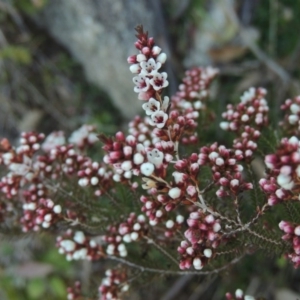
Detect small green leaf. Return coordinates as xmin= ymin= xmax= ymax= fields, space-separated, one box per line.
xmin=27 ymin=278 xmax=45 ymax=299
xmin=49 ymin=277 xmax=66 ymax=298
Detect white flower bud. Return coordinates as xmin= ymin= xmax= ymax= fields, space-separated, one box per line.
xmin=74 ymin=231 xmax=85 ymax=244
xmin=156 ymin=52 xmax=167 ymax=64
xmin=235 ymin=289 xmax=244 ymax=298
xmin=136 ymin=54 xmax=147 ymax=62
xmin=294 ymin=226 xmax=300 ymax=236
xmin=152 ymin=46 xmax=161 ymax=55
xmin=129 ymin=63 xmax=140 ymax=73
xmin=131 ymin=232 xmax=139 ymax=241
xmin=133 ymin=223 xmax=141 ymax=231
xmin=78 ymin=178 xmax=89 ymax=187
xmin=113 ymin=174 xmax=121 ymax=182
xmin=90 ymin=177 xmax=99 ymax=185
xmin=133 ymin=153 xmax=144 ymax=165
xmin=166 ymin=220 xmax=174 ymax=229
xmin=241 ymin=114 xmax=249 ymax=122
xmin=288 ymin=115 xmax=299 ymax=125
xmin=290 ymin=103 xmax=300 ymax=114
xmin=203 ymin=248 xmax=212 ymax=258
xmin=53 ymin=205 xmax=62 ymax=214
xmin=176 ymin=215 xmax=184 ymax=224
xmin=193 ymin=258 xmax=203 ymax=270
xmin=168 ymin=187 xmax=181 ymax=199
xmin=220 ymin=122 xmax=229 ymax=130
xmin=121 ymin=161 xmax=132 ymax=171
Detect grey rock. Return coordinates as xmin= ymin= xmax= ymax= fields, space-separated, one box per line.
xmin=34 ymin=0 xmax=158 ymax=119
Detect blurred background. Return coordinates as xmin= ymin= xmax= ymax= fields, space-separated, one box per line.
xmin=1 ymin=0 xmax=300 ymax=299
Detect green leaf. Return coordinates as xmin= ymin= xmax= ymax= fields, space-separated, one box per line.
xmin=0 ymin=46 xmax=32 ymax=65
xmin=49 ymin=277 xmax=66 ymax=298
xmin=26 ymin=278 xmax=45 ymax=299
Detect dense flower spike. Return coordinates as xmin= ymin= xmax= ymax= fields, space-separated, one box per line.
xmin=128 ymin=25 xmax=169 ymax=129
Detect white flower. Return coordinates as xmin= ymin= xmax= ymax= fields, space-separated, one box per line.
xmin=142 ymin=98 xmax=161 ymax=115
xmin=140 ymin=58 xmax=162 ymax=75
xmin=140 ymin=162 xmax=155 ymax=176
xmin=240 ymin=87 xmax=255 ymax=103
xmin=68 ymin=125 xmax=98 ymax=147
xmin=42 ymin=131 xmax=65 ymax=152
xmin=133 ymin=75 xmax=150 ymax=93
xmin=9 ymin=155 xmax=32 ymax=177
xmin=149 ymin=71 xmax=169 ymax=91
xmin=148 ymin=110 xmax=168 ymax=128
xmin=172 ymin=171 xmax=186 ymax=184
xmin=61 ymin=240 xmax=76 ymax=252
xmin=147 ymin=149 xmax=164 ymax=167
xmin=141 ymin=177 xmax=156 ymax=189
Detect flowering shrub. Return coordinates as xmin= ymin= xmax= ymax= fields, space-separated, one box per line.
xmin=1 ymin=25 xmax=300 ymax=299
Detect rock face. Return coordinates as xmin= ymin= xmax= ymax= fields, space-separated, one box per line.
xmin=35 ymin=0 xmax=158 ymax=119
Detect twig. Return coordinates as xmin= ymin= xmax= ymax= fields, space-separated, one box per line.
xmin=145 ymin=236 xmax=178 ymax=266
xmin=108 ymin=254 xmax=245 ymax=275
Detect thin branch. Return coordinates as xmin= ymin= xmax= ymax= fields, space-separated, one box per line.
xmin=145 ymin=236 xmax=178 ymax=266
xmin=108 ymin=254 xmax=245 ymax=275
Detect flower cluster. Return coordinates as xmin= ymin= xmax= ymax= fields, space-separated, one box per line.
xmin=279 ymin=221 xmax=300 ymax=268
xmin=280 ymin=95 xmax=300 ymax=135
xmin=170 ymin=66 xmax=218 ymax=144
xmin=57 ymin=229 xmax=104 ymax=261
xmin=98 ymin=269 xmax=129 ymax=300
xmin=178 ymin=210 xmax=221 ymax=270
xmin=199 ymin=143 xmax=253 ymax=197
xmin=22 ymin=185 xmax=62 ymax=231
xmin=220 ymin=87 xmax=268 ymax=161
xmin=226 ymin=289 xmax=255 ymax=300
xmin=103 ymin=213 xmax=147 ymax=257
xmin=259 ymin=136 xmax=300 ymax=205
xmin=172 ymin=66 xmax=218 ymax=112
xmin=67 ymin=281 xmax=83 ymax=300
